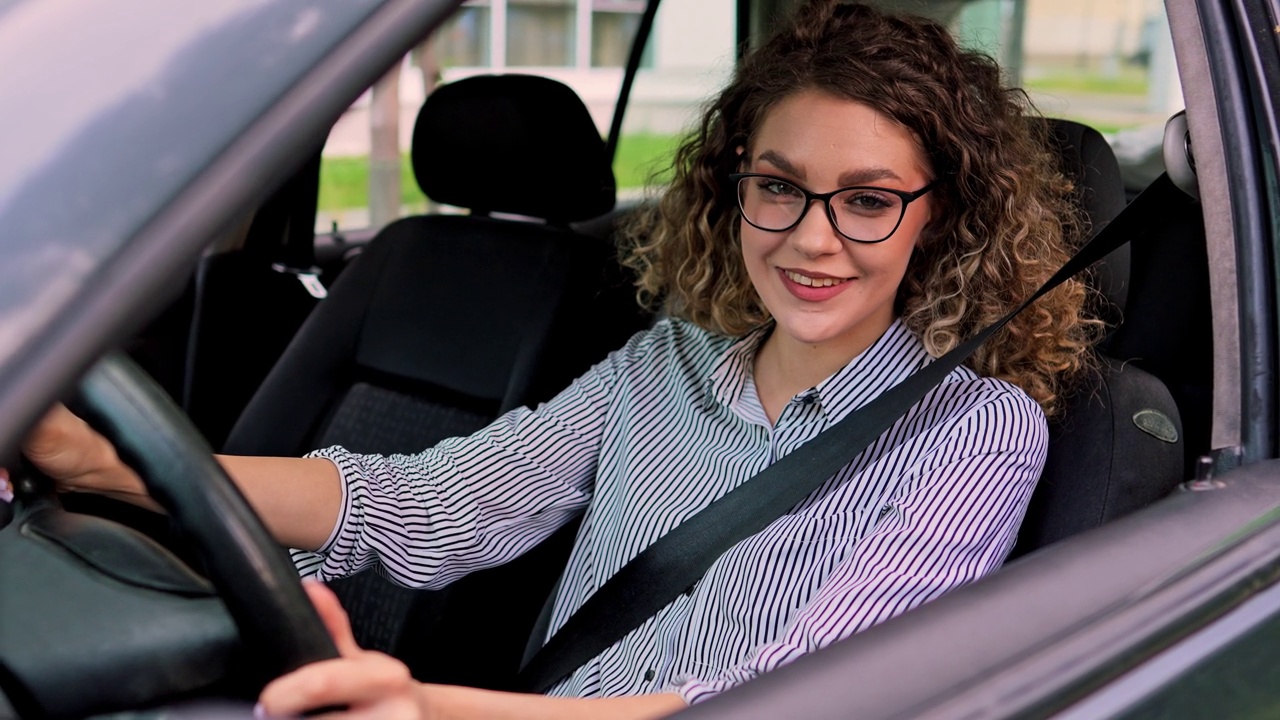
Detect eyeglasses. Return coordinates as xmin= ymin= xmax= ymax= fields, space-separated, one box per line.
xmin=730 ymin=172 xmax=937 ymax=244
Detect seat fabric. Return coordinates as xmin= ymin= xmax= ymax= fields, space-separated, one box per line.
xmin=1010 ymin=120 xmax=1189 ymax=560
xmin=224 ymin=75 xmax=649 ymax=688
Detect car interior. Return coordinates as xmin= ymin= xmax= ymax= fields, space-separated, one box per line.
xmin=119 ymin=76 xmax=1210 ymax=686
xmin=0 ymin=0 xmax=1231 ymax=716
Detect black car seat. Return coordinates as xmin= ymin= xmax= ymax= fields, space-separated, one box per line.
xmin=1009 ymin=119 xmax=1189 ymax=558
xmin=184 ymin=152 xmax=328 ymax=449
xmin=222 ymin=74 xmax=650 ymax=687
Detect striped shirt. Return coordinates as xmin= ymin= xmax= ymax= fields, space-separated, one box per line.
xmin=294 ymin=317 xmax=1047 ymax=704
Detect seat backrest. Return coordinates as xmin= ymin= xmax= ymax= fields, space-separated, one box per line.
xmin=1010 ymin=119 xmax=1187 ymax=559
xmin=225 ymin=74 xmax=644 ymax=456
xmin=1046 ymin=118 xmax=1129 ymax=330
xmin=224 ymin=75 xmax=650 ymax=687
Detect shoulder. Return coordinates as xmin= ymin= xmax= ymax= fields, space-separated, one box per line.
xmin=926 ymin=366 xmax=1049 ymax=454
xmin=610 ymin=317 xmax=737 ymax=373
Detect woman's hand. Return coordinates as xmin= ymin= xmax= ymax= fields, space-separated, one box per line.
xmin=258 ymin=583 xmax=687 ymax=720
xmin=3 ymin=404 xmax=343 ymax=549
xmin=3 ymin=404 xmax=154 ymax=509
xmin=258 ymin=581 xmax=428 ymax=719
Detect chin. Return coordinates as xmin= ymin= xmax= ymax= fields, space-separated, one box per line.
xmin=774 ymin=321 xmax=849 ymax=348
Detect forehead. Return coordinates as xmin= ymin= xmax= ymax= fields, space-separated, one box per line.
xmin=749 ymin=90 xmax=930 ymax=179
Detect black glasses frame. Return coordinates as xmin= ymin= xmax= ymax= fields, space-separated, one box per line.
xmin=729 ymin=172 xmax=938 ymax=244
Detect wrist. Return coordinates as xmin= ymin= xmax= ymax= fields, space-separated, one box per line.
xmin=86 ymin=441 xmax=136 ymax=491
xmin=416 ymin=683 xmax=446 ymax=720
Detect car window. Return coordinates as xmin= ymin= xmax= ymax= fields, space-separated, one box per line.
xmin=955 ymin=0 xmax=1180 ymax=191
xmin=315 ymin=0 xmax=736 ymax=235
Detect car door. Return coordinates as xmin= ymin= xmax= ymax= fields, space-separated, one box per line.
xmin=673 ymin=0 xmax=1280 ymax=715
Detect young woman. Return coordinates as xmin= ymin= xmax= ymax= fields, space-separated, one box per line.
xmin=6 ymin=1 xmax=1097 ymax=717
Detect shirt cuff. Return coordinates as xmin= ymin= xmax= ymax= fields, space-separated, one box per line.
xmin=288 ymin=446 xmax=359 ymax=580
xmin=671 ymin=676 xmax=733 ymax=705
xmin=306 ymin=450 xmax=348 ymax=554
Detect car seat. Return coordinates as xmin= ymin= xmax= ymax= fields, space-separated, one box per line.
xmin=222 ymin=74 xmax=650 ymax=687
xmin=1009 ymin=119 xmax=1191 ymax=558
xmin=184 ymin=152 xmax=328 ymax=449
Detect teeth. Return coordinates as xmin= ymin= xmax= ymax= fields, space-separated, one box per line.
xmin=785 ymin=270 xmax=849 ymax=288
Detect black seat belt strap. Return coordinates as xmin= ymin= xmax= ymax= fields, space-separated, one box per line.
xmin=518 ymin=174 xmax=1184 ymax=694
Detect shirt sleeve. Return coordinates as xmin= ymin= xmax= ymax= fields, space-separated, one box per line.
xmin=672 ymin=390 xmax=1047 ymax=704
xmin=289 ymin=341 xmax=631 ymax=591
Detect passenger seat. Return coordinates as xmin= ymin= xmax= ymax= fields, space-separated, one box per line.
xmin=223 ymin=74 xmax=651 ymax=687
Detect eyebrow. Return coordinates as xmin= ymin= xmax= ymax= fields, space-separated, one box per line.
xmin=755 ymin=149 xmax=905 ymax=187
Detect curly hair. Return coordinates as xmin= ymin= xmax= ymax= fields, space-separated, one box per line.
xmin=620 ymin=0 xmax=1101 ymax=416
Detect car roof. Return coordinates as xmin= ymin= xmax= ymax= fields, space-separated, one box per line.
xmin=0 ymin=0 xmax=458 ymax=453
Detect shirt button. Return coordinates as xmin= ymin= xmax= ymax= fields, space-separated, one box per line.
xmin=644 ymin=668 xmax=656 ymax=682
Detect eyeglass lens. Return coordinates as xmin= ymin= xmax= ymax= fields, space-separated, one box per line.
xmin=737 ymin=176 xmax=906 ymax=243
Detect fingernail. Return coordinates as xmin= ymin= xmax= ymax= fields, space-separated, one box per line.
xmin=0 ymin=481 xmax=12 ymax=504
xmin=253 ymin=703 xmax=268 ymax=720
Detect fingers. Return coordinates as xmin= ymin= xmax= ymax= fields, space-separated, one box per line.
xmin=0 ymin=467 xmax=11 ymax=503
xmin=258 ymin=583 xmax=423 ymax=719
xmin=303 ymin=580 xmax=361 ymax=657
xmin=22 ymin=404 xmax=107 ymax=487
xmin=18 ymin=404 xmax=152 ymax=504
xmin=24 ymin=404 xmax=86 ymax=458
xmin=258 ymin=651 xmax=414 ymax=718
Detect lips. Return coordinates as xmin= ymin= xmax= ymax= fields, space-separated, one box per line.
xmin=783 ymin=269 xmax=850 ymax=288
xmin=777 ymin=268 xmax=854 ymax=301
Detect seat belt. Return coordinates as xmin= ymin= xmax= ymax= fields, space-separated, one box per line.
xmin=518 ymin=174 xmax=1186 ymax=694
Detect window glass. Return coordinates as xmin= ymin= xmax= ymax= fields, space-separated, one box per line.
xmin=437 ymin=2 xmax=491 ymax=68
xmin=507 ymin=0 xmax=577 ymax=67
xmin=950 ymin=0 xmax=1179 ymax=191
xmin=1019 ymin=0 xmax=1178 ymax=133
xmin=612 ymin=0 xmax=736 ymax=199
xmin=316 ymin=0 xmax=739 ymax=234
xmin=592 ymin=0 xmax=646 ymax=67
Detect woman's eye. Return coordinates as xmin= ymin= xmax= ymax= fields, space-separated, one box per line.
xmin=757 ymin=179 xmax=801 ymax=198
xmin=843 ymin=191 xmax=895 ymax=213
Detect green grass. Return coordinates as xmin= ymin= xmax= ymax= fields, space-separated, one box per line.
xmin=1068 ymin=120 xmax=1135 ymax=135
xmin=317 ymin=154 xmax=426 ymax=213
xmin=1024 ymin=72 xmax=1149 ymax=96
xmin=318 ymin=132 xmax=683 ymax=212
xmin=613 ymin=132 xmax=683 ymax=189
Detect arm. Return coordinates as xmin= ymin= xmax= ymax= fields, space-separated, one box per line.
xmin=293 ymin=358 xmax=615 ymax=588
xmin=24 ymin=333 xmax=629 ymax=583
xmin=416 ymin=686 xmax=685 ymax=720
xmin=20 ymin=404 xmax=345 ymax=550
xmin=675 ymin=392 xmax=1046 ymax=704
xmin=258 ymin=582 xmax=687 ymax=720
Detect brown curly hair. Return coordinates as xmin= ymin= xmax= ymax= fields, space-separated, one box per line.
xmin=620 ymin=0 xmax=1100 ymax=416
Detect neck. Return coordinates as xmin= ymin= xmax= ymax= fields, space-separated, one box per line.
xmin=752 ymin=317 xmax=896 ymax=424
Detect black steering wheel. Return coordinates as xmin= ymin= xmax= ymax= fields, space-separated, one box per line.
xmin=0 ymin=353 xmax=337 ymax=717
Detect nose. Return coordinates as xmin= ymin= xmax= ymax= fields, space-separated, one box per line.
xmin=788 ymin=198 xmax=845 ymax=257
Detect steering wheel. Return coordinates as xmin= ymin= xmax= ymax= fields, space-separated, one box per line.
xmin=0 ymin=353 xmax=338 ymax=716
xmin=72 ymin=352 xmax=340 ymax=665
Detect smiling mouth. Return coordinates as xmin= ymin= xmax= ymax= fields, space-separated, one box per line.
xmin=783 ymin=270 xmax=852 ymax=288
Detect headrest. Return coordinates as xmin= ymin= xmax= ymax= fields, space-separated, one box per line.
xmin=1045 ymin=118 xmax=1129 ymax=320
xmin=411 ymin=75 xmax=616 ymax=223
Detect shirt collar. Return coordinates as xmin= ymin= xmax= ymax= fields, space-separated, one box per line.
xmin=814 ymin=319 xmax=932 ymax=423
xmin=705 ymin=319 xmax=932 ymax=424
xmin=705 ymin=322 xmax=772 ymax=411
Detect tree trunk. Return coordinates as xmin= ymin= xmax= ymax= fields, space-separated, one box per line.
xmin=369 ymin=60 xmax=402 ymax=229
